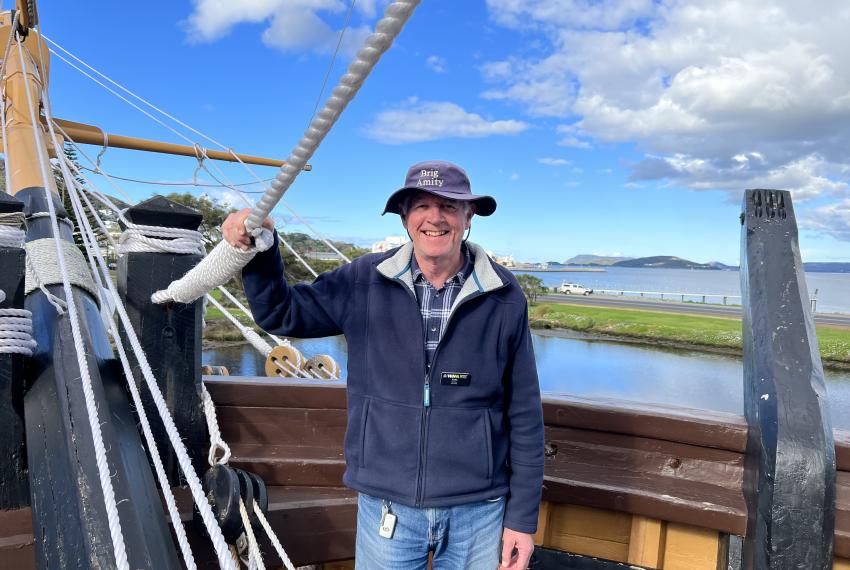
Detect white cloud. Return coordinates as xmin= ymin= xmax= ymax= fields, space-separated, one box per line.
xmin=537 ymin=158 xmax=570 ymax=166
xmin=364 ymin=100 xmax=529 ymax=144
xmin=799 ymin=199 xmax=850 ymax=241
xmin=184 ymin=0 xmax=378 ymax=56
xmin=510 ymin=172 xmax=520 ymax=181
xmin=426 ymin=55 xmax=447 ymax=73
xmin=483 ymin=0 xmax=850 ymax=226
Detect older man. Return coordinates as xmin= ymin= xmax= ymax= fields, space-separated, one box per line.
xmin=224 ymin=161 xmax=544 ymax=569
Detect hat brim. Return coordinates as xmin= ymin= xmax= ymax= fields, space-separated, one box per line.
xmin=382 ymin=187 xmax=497 ymax=217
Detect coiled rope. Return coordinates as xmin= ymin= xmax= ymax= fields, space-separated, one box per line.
xmin=152 ymin=0 xmax=420 ymax=304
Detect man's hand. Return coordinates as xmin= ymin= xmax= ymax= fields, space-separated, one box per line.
xmin=500 ymin=528 xmax=534 ymax=569
xmin=222 ymin=208 xmax=274 ymax=251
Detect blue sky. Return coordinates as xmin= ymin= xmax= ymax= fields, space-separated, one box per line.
xmin=36 ymin=0 xmax=850 ymax=265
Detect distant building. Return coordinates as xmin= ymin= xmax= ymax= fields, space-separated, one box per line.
xmin=493 ymin=254 xmax=514 ymax=267
xmin=371 ymin=235 xmax=409 ymax=253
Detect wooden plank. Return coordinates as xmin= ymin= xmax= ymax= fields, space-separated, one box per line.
xmin=322 ymin=560 xmax=355 ymax=569
xmin=834 ymin=557 xmax=850 ymax=570
xmin=837 ymin=430 xmax=850 ymax=471
xmin=547 ymin=505 xmax=631 ymax=562
xmin=205 ymin=377 xmax=347 ymax=409
xmin=542 ymin=396 xmax=747 ymax=453
xmin=663 ymin=522 xmax=718 ymax=570
xmin=837 ymin=470 xmax=850 ymax=558
xmin=542 ymin=427 xmax=746 ymax=535
xmin=533 ymin=501 xmax=552 ymax=546
xmin=628 ymin=515 xmax=664 ymax=568
xmin=216 ymin=406 xmax=347 ymax=447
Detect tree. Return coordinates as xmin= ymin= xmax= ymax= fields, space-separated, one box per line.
xmin=516 ymin=274 xmax=545 ymax=305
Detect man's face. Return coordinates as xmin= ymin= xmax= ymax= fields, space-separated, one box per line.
xmin=403 ymin=192 xmax=474 ymax=265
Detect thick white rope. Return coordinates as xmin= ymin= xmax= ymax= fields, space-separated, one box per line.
xmin=253 ymin=500 xmax=297 ymax=570
xmin=217 ymin=287 xmax=286 ymax=346
xmin=238 ymin=499 xmax=265 ymax=570
xmin=206 ymin=294 xmax=273 ymax=357
xmin=43 ymin=35 xmax=343 ymax=269
xmin=245 ymin=0 xmax=420 ymax=231
xmin=35 ymin=42 xmax=236 ymax=569
xmin=201 ymin=384 xmax=231 ymax=467
xmin=0 ymin=288 xmax=36 ymax=356
xmin=0 ymin=216 xmax=25 ymax=247
xmin=118 ymin=224 xmax=205 ymax=255
xmin=201 ymin=385 xmax=297 ymax=570
xmin=56 ymin=158 xmax=238 ymax=570
xmin=14 ymin=34 xmax=130 ymax=570
xmin=24 ymin=238 xmax=100 ymax=299
xmin=63 ymin=176 xmax=198 ymax=570
xmin=152 ymin=0 xmax=420 ymax=304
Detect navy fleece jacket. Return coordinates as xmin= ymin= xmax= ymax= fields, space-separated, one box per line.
xmin=241 ymin=237 xmax=545 ymax=533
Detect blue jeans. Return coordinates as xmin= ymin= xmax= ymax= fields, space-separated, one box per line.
xmin=355 ymin=493 xmax=505 ymax=570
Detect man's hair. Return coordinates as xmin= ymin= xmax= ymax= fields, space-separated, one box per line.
xmin=399 ymin=192 xmax=472 ymax=218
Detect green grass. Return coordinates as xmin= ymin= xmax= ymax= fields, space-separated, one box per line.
xmin=529 ymin=303 xmax=850 ymax=366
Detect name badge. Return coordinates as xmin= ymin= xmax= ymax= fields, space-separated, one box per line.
xmin=440 ymin=372 xmax=471 ymax=386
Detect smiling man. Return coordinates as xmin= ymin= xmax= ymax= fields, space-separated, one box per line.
xmin=226 ymin=160 xmax=544 ymax=570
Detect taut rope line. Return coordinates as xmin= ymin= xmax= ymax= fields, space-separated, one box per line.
xmin=37 ymin=30 xmax=236 ymax=568
xmin=152 ymin=0 xmax=421 ymax=304
xmin=14 ymin=32 xmax=130 ymax=569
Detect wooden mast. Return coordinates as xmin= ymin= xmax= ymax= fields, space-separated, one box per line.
xmin=1 ymin=4 xmax=184 ymax=568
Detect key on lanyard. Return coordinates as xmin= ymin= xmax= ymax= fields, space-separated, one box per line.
xmin=379 ymin=501 xmax=397 ymax=539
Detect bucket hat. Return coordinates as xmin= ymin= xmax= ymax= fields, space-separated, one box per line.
xmin=382 ymin=160 xmax=497 ymax=217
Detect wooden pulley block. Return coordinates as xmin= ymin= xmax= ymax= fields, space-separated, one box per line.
xmin=198 ymin=465 xmax=243 ymax=543
xmin=201 ymin=365 xmax=230 ymax=376
xmin=245 ymin=471 xmax=268 ymax=525
xmin=264 ymin=343 xmax=306 ymax=377
xmin=304 ymin=354 xmax=341 ymax=379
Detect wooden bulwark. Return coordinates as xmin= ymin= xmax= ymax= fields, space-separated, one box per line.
xmin=2 ymin=378 xmax=849 ymax=567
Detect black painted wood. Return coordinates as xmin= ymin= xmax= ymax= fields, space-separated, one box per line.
xmin=529 ymin=548 xmax=647 ymax=569
xmin=0 ymin=191 xmax=28 ymax=509
xmin=20 ymin=187 xmax=181 ymax=569
xmin=118 ymin=196 xmax=207 ymax=485
xmin=740 ymin=189 xmax=835 ymax=569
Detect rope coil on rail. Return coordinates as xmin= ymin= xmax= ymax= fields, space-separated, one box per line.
xmin=151 ymin=0 xmax=421 ymax=305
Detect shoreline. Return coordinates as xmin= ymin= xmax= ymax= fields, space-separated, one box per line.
xmin=531 ymin=324 xmax=850 ymax=372
xmin=203 ymin=324 xmax=850 ymax=372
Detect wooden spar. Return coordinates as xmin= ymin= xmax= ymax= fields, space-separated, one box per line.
xmin=51 ymin=117 xmax=312 ymax=169
xmin=2 ymin=6 xmax=182 ymax=568
xmin=740 ymin=189 xmax=836 ymax=568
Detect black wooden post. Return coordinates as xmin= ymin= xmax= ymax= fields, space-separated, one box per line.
xmin=0 ymin=191 xmax=28 ymax=509
xmin=117 ymin=195 xmax=208 ymax=485
xmin=740 ymin=189 xmax=835 ymax=568
xmin=19 ymin=187 xmax=181 ymax=568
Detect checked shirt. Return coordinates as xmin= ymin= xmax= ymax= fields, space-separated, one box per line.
xmin=410 ymin=244 xmax=474 ymax=371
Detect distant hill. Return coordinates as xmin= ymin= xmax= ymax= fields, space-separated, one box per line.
xmin=613 ymin=256 xmax=720 ymax=270
xmin=564 ymin=254 xmax=633 ymax=266
xmin=803 ymin=262 xmax=850 ymax=273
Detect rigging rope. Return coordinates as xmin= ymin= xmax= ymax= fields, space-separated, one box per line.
xmin=62 ymin=167 xmax=198 ymax=570
xmin=153 ymin=0 xmax=420 ymax=304
xmin=37 ymin=34 xmax=236 ymax=569
xmin=15 ymin=32 xmax=130 ymax=570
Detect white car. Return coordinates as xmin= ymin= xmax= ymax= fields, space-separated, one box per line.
xmin=557 ymin=282 xmax=593 ymax=295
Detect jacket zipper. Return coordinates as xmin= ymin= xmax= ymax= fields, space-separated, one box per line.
xmin=384 ymin=268 xmax=508 ymax=507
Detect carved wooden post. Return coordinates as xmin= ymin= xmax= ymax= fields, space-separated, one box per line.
xmin=740 ymin=189 xmax=835 ymax=568
xmin=117 ymin=195 xmax=207 ymax=485
xmin=0 ymin=191 xmax=28 ymax=509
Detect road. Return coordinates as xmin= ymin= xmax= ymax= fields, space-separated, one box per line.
xmin=539 ymin=293 xmax=850 ymax=328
